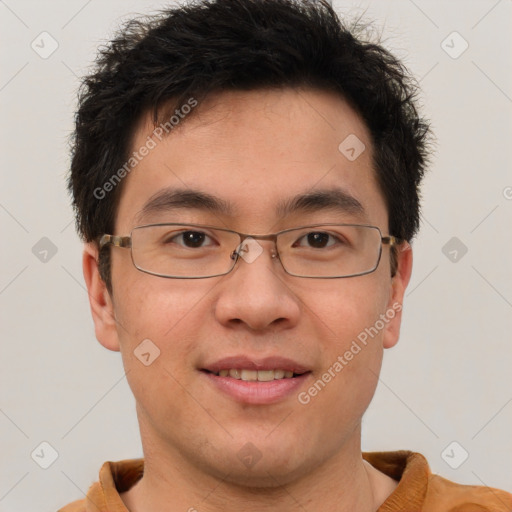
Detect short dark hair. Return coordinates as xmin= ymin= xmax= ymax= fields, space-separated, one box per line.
xmin=68 ymin=0 xmax=430 ymax=288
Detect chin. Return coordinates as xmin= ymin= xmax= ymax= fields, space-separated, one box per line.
xmin=208 ymin=456 xmax=313 ymax=489
xmin=192 ymin=437 xmax=323 ymax=489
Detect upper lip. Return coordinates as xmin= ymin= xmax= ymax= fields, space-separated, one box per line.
xmin=202 ymin=355 xmax=310 ymax=374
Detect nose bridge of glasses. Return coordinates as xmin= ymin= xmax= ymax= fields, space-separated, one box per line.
xmin=231 ymin=233 xmax=279 ymax=261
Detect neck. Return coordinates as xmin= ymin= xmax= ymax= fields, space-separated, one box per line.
xmin=121 ymin=421 xmax=397 ymax=512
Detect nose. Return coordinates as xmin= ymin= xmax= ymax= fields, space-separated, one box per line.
xmin=214 ymin=239 xmax=301 ymax=332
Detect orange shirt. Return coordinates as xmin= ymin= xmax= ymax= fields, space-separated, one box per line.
xmin=59 ymin=451 xmax=512 ymax=512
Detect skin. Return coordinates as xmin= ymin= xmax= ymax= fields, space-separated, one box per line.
xmin=83 ymin=88 xmax=412 ymax=512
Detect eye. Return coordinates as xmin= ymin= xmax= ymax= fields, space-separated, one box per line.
xmin=168 ymin=230 xmax=215 ymax=248
xmin=294 ymin=231 xmax=341 ymax=249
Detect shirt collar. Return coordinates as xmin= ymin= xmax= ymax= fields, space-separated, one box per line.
xmin=84 ymin=451 xmax=427 ymax=511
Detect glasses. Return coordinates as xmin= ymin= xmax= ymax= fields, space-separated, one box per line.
xmin=99 ymin=223 xmax=401 ymax=279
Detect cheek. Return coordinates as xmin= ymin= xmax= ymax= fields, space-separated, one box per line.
xmin=319 ymin=288 xmax=386 ymax=390
xmin=295 ymin=276 xmax=390 ymax=424
xmin=113 ymin=267 xmax=211 ymax=340
xmin=301 ymin=274 xmax=391 ymax=352
xmin=111 ymin=274 xmax=209 ymax=388
xmin=111 ymin=277 xmax=214 ymax=433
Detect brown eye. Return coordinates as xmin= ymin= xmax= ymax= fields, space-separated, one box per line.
xmin=181 ymin=231 xmax=207 ymax=247
xmin=165 ymin=231 xmax=213 ymax=248
xmin=294 ymin=231 xmax=338 ymax=249
xmin=306 ymin=232 xmax=330 ymax=248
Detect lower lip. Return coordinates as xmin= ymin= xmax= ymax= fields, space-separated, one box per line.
xmin=201 ymin=371 xmax=311 ymax=405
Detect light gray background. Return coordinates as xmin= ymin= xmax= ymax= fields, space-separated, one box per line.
xmin=1 ymin=0 xmax=511 ymax=510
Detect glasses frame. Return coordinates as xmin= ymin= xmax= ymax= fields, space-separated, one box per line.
xmin=99 ymin=223 xmax=402 ymax=279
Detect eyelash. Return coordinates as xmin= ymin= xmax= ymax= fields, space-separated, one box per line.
xmin=166 ymin=230 xmax=345 ymax=249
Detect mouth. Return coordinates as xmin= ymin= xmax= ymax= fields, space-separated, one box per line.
xmin=201 ymin=368 xmax=307 ymax=381
xmin=200 ymin=356 xmax=312 ymax=404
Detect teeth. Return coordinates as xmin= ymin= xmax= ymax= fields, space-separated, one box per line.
xmin=215 ymin=369 xmax=298 ymax=380
xmin=229 ymin=369 xmax=241 ymax=379
xmin=257 ymin=370 xmax=275 ymax=382
xmin=241 ymin=369 xmax=258 ymax=381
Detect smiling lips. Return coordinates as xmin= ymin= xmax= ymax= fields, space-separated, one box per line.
xmin=214 ymin=368 xmax=296 ymax=381
xmin=201 ymin=356 xmax=311 ymax=404
xmin=202 ymin=355 xmax=309 ymax=378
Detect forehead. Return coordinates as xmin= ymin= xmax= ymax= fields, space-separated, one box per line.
xmin=115 ymin=88 xmax=388 ymax=232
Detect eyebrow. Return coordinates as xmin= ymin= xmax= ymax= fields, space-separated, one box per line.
xmin=276 ymin=187 xmax=366 ymax=219
xmin=135 ymin=186 xmax=365 ymax=224
xmin=135 ymin=187 xmax=233 ymax=224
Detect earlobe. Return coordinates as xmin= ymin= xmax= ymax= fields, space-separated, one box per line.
xmin=382 ymin=242 xmax=413 ymax=349
xmin=82 ymin=243 xmax=121 ymax=352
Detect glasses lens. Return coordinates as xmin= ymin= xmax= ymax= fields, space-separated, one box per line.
xmin=277 ymin=225 xmax=382 ymax=278
xmin=131 ymin=224 xmax=239 ymax=278
xmin=129 ymin=224 xmax=383 ymax=278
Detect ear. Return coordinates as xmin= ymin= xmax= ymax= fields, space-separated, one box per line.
xmin=382 ymin=242 xmax=413 ymax=349
xmin=82 ymin=243 xmax=120 ymax=352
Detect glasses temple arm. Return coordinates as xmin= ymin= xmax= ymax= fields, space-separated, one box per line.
xmin=381 ymin=236 xmax=404 ymax=247
xmin=99 ymin=234 xmax=132 ymax=249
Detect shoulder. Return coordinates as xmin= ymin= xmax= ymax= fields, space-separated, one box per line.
xmin=57 ymin=498 xmax=86 ymax=512
xmin=425 ymin=472 xmax=512 ymax=512
xmin=364 ymin=450 xmax=512 ymax=512
xmin=57 ymin=458 xmax=143 ymax=511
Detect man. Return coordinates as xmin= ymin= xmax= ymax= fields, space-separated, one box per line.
xmin=60 ymin=0 xmax=512 ymax=510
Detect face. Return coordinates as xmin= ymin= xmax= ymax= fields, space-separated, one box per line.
xmin=84 ymin=88 xmax=412 ymax=486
